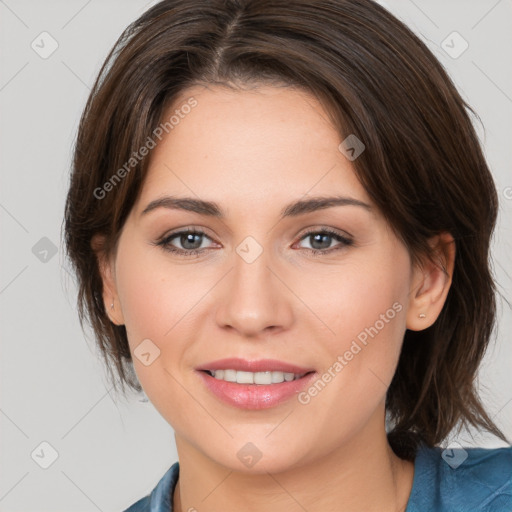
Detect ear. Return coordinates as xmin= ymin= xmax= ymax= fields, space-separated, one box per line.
xmin=406 ymin=232 xmax=456 ymax=331
xmin=91 ymin=234 xmax=125 ymax=326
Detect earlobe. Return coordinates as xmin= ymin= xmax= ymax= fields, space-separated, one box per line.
xmin=406 ymin=233 xmax=456 ymax=331
xmin=91 ymin=234 xmax=125 ymax=326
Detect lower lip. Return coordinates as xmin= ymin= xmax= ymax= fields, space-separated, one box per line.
xmin=196 ymin=370 xmax=318 ymax=410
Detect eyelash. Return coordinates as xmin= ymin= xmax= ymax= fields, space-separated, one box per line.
xmin=154 ymin=227 xmax=354 ymax=257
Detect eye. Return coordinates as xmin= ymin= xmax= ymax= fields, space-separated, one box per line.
xmin=155 ymin=228 xmax=214 ymax=256
xmin=295 ymin=228 xmax=353 ymax=255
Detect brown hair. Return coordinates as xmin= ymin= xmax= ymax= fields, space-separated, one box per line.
xmin=63 ymin=0 xmax=509 ymax=459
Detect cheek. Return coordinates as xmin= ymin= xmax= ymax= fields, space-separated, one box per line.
xmin=309 ymin=251 xmax=409 ymax=396
xmin=115 ymin=240 xmax=188 ymax=343
xmin=287 ymin=271 xmax=408 ymax=449
xmin=113 ymin=242 xmax=182 ymax=389
xmin=114 ymin=241 xmax=209 ymax=397
xmin=305 ymin=250 xmax=408 ymax=346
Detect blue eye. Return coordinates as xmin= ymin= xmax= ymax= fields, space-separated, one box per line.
xmin=156 ymin=228 xmax=212 ymax=256
xmin=296 ymin=228 xmax=353 ymax=255
xmin=154 ymin=227 xmax=353 ymax=257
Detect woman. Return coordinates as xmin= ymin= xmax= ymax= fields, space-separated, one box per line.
xmin=63 ymin=0 xmax=511 ymax=510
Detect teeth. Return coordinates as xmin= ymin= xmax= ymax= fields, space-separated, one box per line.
xmin=208 ymin=369 xmax=307 ymax=384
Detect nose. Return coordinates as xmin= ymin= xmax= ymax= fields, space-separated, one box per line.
xmin=214 ymin=241 xmax=294 ymax=338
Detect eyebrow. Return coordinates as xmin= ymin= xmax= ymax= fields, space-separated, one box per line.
xmin=140 ymin=195 xmax=372 ymax=219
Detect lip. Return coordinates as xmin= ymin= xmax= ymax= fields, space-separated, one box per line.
xmin=196 ymin=358 xmax=315 ymax=374
xmin=196 ymin=368 xmax=318 ymax=410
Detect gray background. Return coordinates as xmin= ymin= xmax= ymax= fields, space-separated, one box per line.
xmin=0 ymin=0 xmax=511 ymax=510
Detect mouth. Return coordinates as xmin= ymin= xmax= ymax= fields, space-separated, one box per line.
xmin=195 ymin=359 xmax=318 ymax=410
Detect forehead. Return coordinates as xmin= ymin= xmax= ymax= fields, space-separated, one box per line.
xmin=133 ymin=84 xmax=371 ymax=217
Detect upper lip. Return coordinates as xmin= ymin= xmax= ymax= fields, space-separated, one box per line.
xmin=197 ymin=358 xmax=315 ymax=374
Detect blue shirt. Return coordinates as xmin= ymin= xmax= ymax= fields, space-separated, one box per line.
xmin=123 ymin=444 xmax=512 ymax=511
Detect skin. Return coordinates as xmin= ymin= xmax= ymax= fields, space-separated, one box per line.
xmin=94 ymin=84 xmax=455 ymax=512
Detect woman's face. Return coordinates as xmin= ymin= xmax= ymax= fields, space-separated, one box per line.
xmin=103 ymin=84 xmax=424 ymax=473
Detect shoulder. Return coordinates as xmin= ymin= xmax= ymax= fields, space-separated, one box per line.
xmin=122 ymin=462 xmax=179 ymax=512
xmin=406 ymin=443 xmax=512 ymax=512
